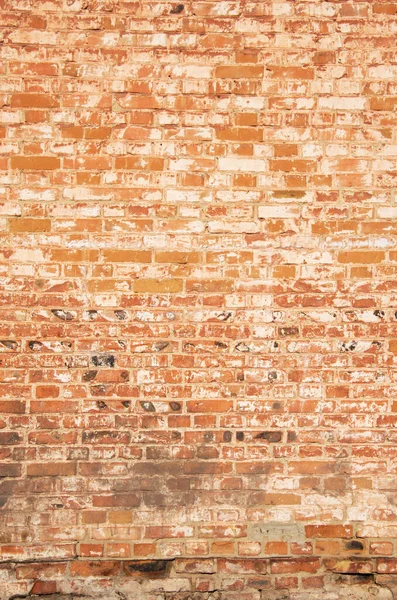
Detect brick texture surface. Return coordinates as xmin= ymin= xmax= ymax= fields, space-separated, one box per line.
xmin=2 ymin=0 xmax=397 ymax=598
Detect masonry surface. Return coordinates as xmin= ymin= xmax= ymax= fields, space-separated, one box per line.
xmin=1 ymin=0 xmax=397 ymax=598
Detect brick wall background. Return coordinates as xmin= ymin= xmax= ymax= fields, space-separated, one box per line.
xmin=2 ymin=0 xmax=397 ymax=598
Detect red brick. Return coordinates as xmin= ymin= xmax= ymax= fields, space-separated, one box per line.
xmin=16 ymin=562 xmax=67 ymax=579
xmin=69 ymin=561 xmax=120 ymax=577
xmin=0 ymin=464 xmax=21 ymax=477
xmin=305 ymin=525 xmax=353 ymax=539
xmin=377 ymin=559 xmax=397 ymax=574
xmin=78 ymin=544 xmax=103 ymax=558
xmin=27 ymin=463 xmax=76 ymax=477
xmin=36 ymin=385 xmax=59 ymax=399
xmin=270 ymin=559 xmax=321 ymax=574
xmin=31 ymin=581 xmax=57 ymax=595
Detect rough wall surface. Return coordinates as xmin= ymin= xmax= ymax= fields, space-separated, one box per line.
xmin=2 ymin=0 xmax=397 ymax=598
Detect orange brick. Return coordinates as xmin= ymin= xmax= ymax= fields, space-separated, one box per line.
xmin=215 ymin=66 xmax=264 ymax=78
xmin=155 ymin=251 xmax=200 ymax=264
xmin=305 ymin=525 xmax=353 ymax=539
xmin=272 ymin=266 xmax=296 ymax=279
xmin=216 ymin=128 xmax=263 ymax=142
xmin=108 ymin=511 xmax=132 ymax=524
xmin=350 ymin=266 xmax=372 ymax=278
xmin=338 ymin=251 xmax=385 ymax=264
xmin=115 ymin=157 xmax=164 ymax=170
xmin=36 ymin=385 xmax=59 ymax=398
xmin=388 ymin=340 xmax=397 ymax=353
xmin=133 ymin=543 xmax=156 ymax=557
xmin=80 ymin=544 xmax=104 ymax=557
xmin=11 ymin=156 xmax=60 ymax=170
xmin=61 ymin=126 xmax=111 ymax=139
xmin=103 ymin=250 xmax=152 ymax=263
xmin=266 ymin=542 xmax=288 ymax=555
xmin=233 ymin=174 xmax=257 ymax=187
xmin=134 ymin=279 xmax=183 ymax=293
xmin=9 ymin=218 xmax=51 ymax=232
xmin=263 ymin=494 xmax=301 ymax=505
xmin=270 ymin=559 xmax=320 ymax=574
xmin=235 ymin=113 xmax=258 ymax=126
xmin=370 ymin=97 xmax=397 ymax=111
xmin=373 ymin=3 xmax=397 ymax=14
xmin=9 ymin=62 xmax=58 ymax=76
xmin=69 ymin=561 xmax=120 ymax=577
xmin=269 ymin=160 xmax=316 ymax=173
xmin=235 ymin=51 xmax=259 ymax=64
xmin=107 ymin=543 xmax=131 ymax=558
xmin=274 ymin=144 xmax=298 ymax=157
xmin=11 ymin=93 xmax=59 ymax=108
xmin=211 ymin=541 xmax=235 ymax=555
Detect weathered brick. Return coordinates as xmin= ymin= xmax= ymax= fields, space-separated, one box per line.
xmin=134 ymin=279 xmax=183 ymax=293
xmin=69 ymin=561 xmax=120 ymax=577
xmin=338 ymin=251 xmax=385 ymax=264
xmin=270 ymin=559 xmax=321 ymax=574
xmin=0 ymin=464 xmax=21 ymax=477
xmin=48 ymin=249 xmax=99 ymax=262
xmin=2 ymin=2 xmax=397 ymax=596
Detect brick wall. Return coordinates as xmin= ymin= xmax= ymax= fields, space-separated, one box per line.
xmin=1 ymin=1 xmax=397 ymax=599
